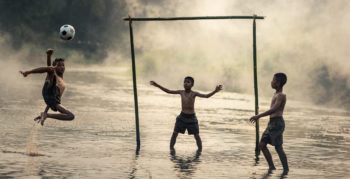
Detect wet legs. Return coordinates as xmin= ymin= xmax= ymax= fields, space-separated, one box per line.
xmin=170 ymin=132 xmax=202 ymax=151
xmin=259 ymin=142 xmax=276 ymax=171
xmin=170 ymin=132 xmax=178 ymax=150
xmin=275 ymin=145 xmax=289 ymax=173
xmin=194 ymin=134 xmax=202 ymax=151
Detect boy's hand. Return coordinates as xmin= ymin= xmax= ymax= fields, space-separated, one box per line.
xmin=19 ymin=70 xmax=28 ymax=77
xmin=249 ymin=116 xmax=259 ymax=123
xmin=215 ymin=85 xmax=223 ymax=92
xmin=46 ymin=48 xmax=54 ymax=56
xmin=150 ymin=81 xmax=157 ymax=86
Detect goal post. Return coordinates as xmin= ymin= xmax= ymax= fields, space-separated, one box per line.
xmin=123 ymin=15 xmax=264 ymax=152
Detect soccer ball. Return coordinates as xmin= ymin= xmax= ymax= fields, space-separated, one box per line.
xmin=59 ymin=25 xmax=75 ymax=40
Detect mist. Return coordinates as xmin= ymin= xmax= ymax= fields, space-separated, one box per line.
xmin=119 ymin=0 xmax=350 ymax=108
xmin=0 ymin=0 xmax=349 ymax=108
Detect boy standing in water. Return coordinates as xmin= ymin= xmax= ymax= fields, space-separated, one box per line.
xmin=20 ymin=49 xmax=74 ymax=125
xmin=250 ymin=73 xmax=289 ymax=174
xmin=150 ymin=77 xmax=222 ymax=151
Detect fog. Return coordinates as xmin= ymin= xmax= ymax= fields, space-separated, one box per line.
xmin=119 ymin=0 xmax=350 ymax=107
xmin=0 ymin=0 xmax=349 ymax=108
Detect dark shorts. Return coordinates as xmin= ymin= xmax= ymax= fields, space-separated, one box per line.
xmin=261 ymin=116 xmax=285 ymax=146
xmin=174 ymin=112 xmax=199 ymax=135
xmin=42 ymin=77 xmax=61 ymax=111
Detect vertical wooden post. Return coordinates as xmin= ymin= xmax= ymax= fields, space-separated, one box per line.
xmin=128 ymin=19 xmax=141 ymax=150
xmin=253 ymin=16 xmax=260 ymax=153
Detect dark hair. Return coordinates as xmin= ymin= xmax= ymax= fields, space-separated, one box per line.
xmin=53 ymin=58 xmax=65 ymax=66
xmin=274 ymin=73 xmax=287 ymax=87
xmin=184 ymin=76 xmax=194 ymax=84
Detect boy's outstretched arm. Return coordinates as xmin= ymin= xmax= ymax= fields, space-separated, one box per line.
xmin=195 ymin=85 xmax=223 ymax=98
xmin=250 ymin=94 xmax=285 ymax=123
xmin=46 ymin=48 xmax=53 ymax=66
xmin=19 ymin=67 xmax=54 ymax=77
xmin=150 ymin=81 xmax=180 ymax=94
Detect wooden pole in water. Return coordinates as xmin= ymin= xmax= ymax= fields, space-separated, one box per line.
xmin=124 ymin=15 xmax=265 ymax=152
xmin=128 ymin=19 xmax=141 ymax=150
xmin=253 ymin=16 xmax=260 ymax=153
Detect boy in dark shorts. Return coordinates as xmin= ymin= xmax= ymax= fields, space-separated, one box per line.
xmin=150 ymin=77 xmax=222 ymax=151
xmin=20 ymin=49 xmax=74 ymax=126
xmin=250 ymin=73 xmax=289 ymax=174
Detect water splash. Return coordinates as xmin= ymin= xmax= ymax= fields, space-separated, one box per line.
xmin=25 ymin=123 xmax=41 ymax=157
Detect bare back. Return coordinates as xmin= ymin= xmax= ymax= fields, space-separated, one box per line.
xmin=270 ymin=92 xmax=286 ymax=118
xmin=180 ymin=90 xmax=196 ymax=114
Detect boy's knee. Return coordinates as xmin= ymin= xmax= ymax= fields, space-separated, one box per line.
xmin=68 ymin=113 xmax=75 ymax=121
xmin=275 ymin=145 xmax=283 ymax=151
xmin=172 ymin=132 xmax=178 ymax=137
xmin=259 ymin=142 xmax=267 ymax=150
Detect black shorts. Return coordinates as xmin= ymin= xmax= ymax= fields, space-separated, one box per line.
xmin=174 ymin=112 xmax=199 ymax=135
xmin=261 ymin=116 xmax=285 ymax=146
xmin=42 ymin=78 xmax=61 ymax=111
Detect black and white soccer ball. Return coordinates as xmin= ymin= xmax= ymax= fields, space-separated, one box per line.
xmin=59 ymin=25 xmax=75 ymax=40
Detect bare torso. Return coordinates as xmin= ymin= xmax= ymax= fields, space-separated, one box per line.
xmin=270 ymin=92 xmax=286 ymax=118
xmin=51 ymin=71 xmax=65 ymax=97
xmin=180 ymin=90 xmax=196 ymax=114
xmin=55 ymin=75 xmax=65 ymax=97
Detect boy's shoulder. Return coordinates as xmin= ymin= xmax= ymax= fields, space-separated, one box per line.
xmin=278 ymin=92 xmax=286 ymax=97
xmin=275 ymin=92 xmax=286 ymax=99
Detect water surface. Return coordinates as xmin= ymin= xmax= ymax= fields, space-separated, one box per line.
xmin=1 ymin=66 xmax=350 ymax=178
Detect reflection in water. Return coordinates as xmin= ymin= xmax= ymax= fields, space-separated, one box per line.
xmin=170 ymin=149 xmax=201 ymax=179
xmin=255 ymin=152 xmax=260 ymax=166
xmin=129 ymin=150 xmax=140 ymax=179
xmin=279 ymin=172 xmax=288 ymax=179
xmin=257 ymin=170 xmax=289 ymax=179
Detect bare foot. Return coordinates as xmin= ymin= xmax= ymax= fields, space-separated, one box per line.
xmin=34 ymin=115 xmax=40 ymax=122
xmin=39 ymin=112 xmax=47 ymax=126
xmin=282 ymin=169 xmax=289 ymax=175
xmin=268 ymin=166 xmax=276 ymax=173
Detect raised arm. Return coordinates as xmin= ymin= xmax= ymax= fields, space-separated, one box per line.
xmin=19 ymin=66 xmax=54 ymax=77
xmin=46 ymin=48 xmax=54 ymax=66
xmin=250 ymin=94 xmax=285 ymax=123
xmin=195 ymin=85 xmax=223 ymax=98
xmin=150 ymin=81 xmax=181 ymax=94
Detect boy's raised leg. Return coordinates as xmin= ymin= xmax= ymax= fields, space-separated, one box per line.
xmin=194 ymin=134 xmax=202 ymax=151
xmin=46 ymin=104 xmax=74 ymax=121
xmin=170 ymin=132 xmax=178 ymax=150
xmin=275 ymin=145 xmax=289 ymax=173
xmin=259 ymin=142 xmax=276 ymax=171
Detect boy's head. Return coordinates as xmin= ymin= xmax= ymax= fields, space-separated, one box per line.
xmin=184 ymin=76 xmax=194 ymax=90
xmin=271 ymin=73 xmax=287 ymax=89
xmin=53 ymin=58 xmax=65 ymax=74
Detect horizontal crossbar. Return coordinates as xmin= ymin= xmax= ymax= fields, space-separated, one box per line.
xmin=123 ymin=16 xmax=264 ymax=21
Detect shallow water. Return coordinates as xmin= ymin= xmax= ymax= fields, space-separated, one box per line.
xmin=1 ymin=66 xmax=350 ymax=178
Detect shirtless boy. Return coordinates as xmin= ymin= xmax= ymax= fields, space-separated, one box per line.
xmin=250 ymin=73 xmax=289 ymax=174
xmin=150 ymin=77 xmax=222 ymax=151
xmin=20 ymin=49 xmax=74 ymax=125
